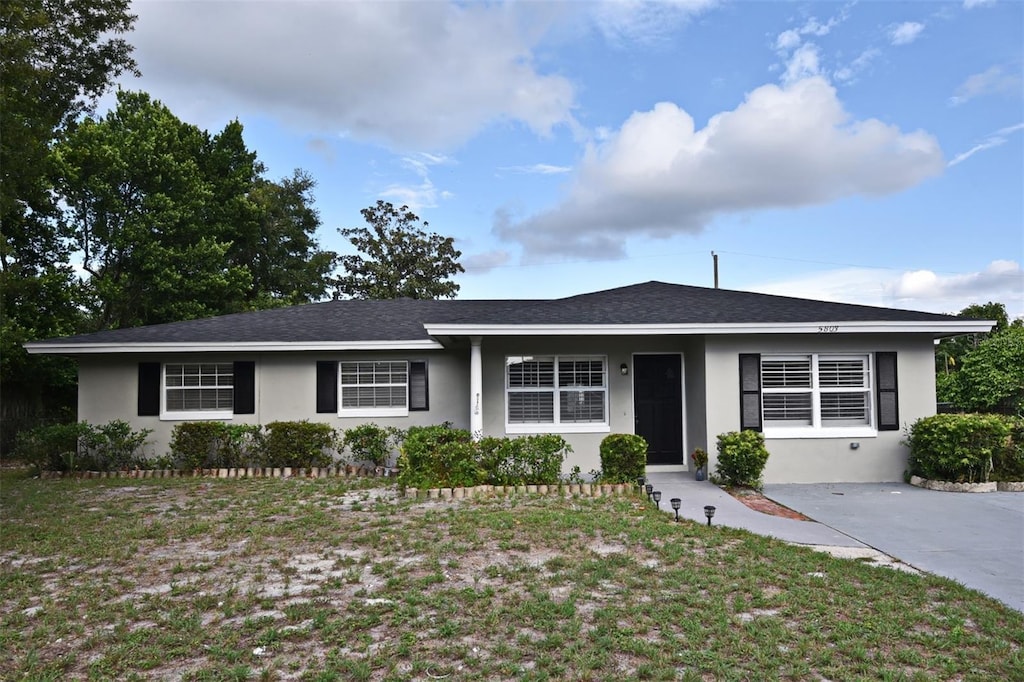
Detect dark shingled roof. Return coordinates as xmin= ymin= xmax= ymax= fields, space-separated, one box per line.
xmin=437 ymin=281 xmax=962 ymax=325
xmin=29 ymin=281 xmax=964 ymax=347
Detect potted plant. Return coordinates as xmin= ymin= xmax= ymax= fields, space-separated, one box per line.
xmin=691 ymin=447 xmax=708 ymax=481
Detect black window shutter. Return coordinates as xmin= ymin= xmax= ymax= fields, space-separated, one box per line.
xmin=739 ymin=353 xmax=762 ymax=431
xmin=316 ymin=361 xmax=338 ymax=413
xmin=409 ymin=361 xmax=429 ymax=411
xmin=876 ymin=352 xmax=899 ymax=431
xmin=233 ymin=361 xmax=255 ymax=414
xmin=138 ymin=362 xmax=161 ymax=416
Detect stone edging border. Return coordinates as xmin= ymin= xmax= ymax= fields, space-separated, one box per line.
xmin=38 ymin=465 xmax=394 ymax=480
xmin=402 ymin=483 xmax=635 ymax=500
xmin=909 ymin=475 xmax=1024 ymax=493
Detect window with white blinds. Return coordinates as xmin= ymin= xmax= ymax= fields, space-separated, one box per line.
xmin=165 ymin=363 xmax=234 ymax=414
xmin=340 ymin=361 xmax=408 ymax=416
xmin=506 ymin=356 xmax=608 ymax=431
xmin=761 ymin=355 xmax=871 ymax=429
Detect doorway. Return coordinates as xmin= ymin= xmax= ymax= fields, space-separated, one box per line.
xmin=633 ymin=354 xmax=684 ymax=466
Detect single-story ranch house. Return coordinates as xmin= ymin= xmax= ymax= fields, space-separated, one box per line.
xmin=26 ymin=281 xmax=993 ymax=483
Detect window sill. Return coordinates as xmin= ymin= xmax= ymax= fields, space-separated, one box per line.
xmin=764 ymin=427 xmax=878 ymax=440
xmin=339 ymin=408 xmax=409 ymax=418
xmin=505 ymin=423 xmax=611 ymax=435
xmin=160 ymin=411 xmax=234 ymax=422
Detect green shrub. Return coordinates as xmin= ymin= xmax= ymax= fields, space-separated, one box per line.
xmin=397 ymin=424 xmax=476 ymax=489
xmin=994 ymin=417 xmax=1024 ymax=481
xmin=79 ymin=420 xmax=152 ymax=471
xmin=169 ymin=422 xmax=228 ymax=470
xmin=14 ymin=422 xmax=90 ymax=473
xmin=905 ymin=413 xmax=1012 ymax=483
xmin=219 ymin=424 xmax=262 ymax=468
xmin=260 ymin=421 xmax=337 ymax=468
xmin=714 ymin=430 xmax=770 ymax=489
xmin=514 ymin=434 xmax=571 ymax=485
xmin=343 ymin=423 xmax=401 ymax=467
xmin=479 ymin=435 xmax=571 ymax=485
xmin=598 ymin=433 xmax=648 ymax=483
xmin=14 ymin=421 xmax=151 ymax=473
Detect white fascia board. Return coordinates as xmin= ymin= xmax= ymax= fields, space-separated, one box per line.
xmin=24 ymin=339 xmax=444 ymax=355
xmin=422 ymin=320 xmax=996 ymax=336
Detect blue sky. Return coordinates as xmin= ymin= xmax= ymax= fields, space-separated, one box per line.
xmin=113 ymin=0 xmax=1022 ymax=316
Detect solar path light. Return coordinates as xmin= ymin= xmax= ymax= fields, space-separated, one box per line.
xmin=704 ymin=505 xmax=716 ymax=526
xmin=670 ymin=497 xmax=681 ymax=521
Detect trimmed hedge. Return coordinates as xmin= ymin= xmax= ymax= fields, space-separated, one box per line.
xmin=168 ymin=422 xmax=262 ymax=470
xmin=169 ymin=421 xmax=336 ymax=470
xmin=714 ymin=430 xmax=770 ymax=489
xmin=598 ymin=433 xmax=648 ymax=483
xmin=261 ymin=421 xmax=337 ymax=469
xmin=906 ymin=413 xmax=1023 ymax=483
xmin=396 ymin=425 xmax=571 ymax=490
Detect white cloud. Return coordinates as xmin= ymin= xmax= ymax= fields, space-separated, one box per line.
xmin=782 ymin=44 xmax=823 ymax=85
xmin=949 ymin=66 xmax=1021 ymax=106
xmin=751 ymin=261 xmax=1024 ymax=317
xmin=948 ymin=122 xmax=1024 ymax=166
xmin=592 ymin=0 xmax=718 ymax=46
xmin=497 ymin=77 xmax=944 ymax=259
xmin=774 ymin=10 xmax=848 ymax=52
xmin=379 ymin=153 xmax=455 ymax=210
xmin=834 ymin=49 xmax=881 ymax=83
xmin=128 ymin=2 xmax=576 ymax=150
xmin=462 ymin=249 xmax=513 ymax=273
xmin=892 ymin=260 xmax=1023 ymax=306
xmin=963 ymin=0 xmax=996 ymax=9
xmin=888 ymin=21 xmax=925 ymax=46
xmin=775 ymin=29 xmax=802 ymax=52
xmin=500 ymin=163 xmax=573 ymax=175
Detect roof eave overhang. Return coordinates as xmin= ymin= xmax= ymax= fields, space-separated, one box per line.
xmin=422 ymin=320 xmax=996 ymax=336
xmin=24 ymin=339 xmax=444 ymax=355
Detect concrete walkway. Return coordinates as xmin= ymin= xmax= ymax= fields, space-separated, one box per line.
xmin=765 ymin=482 xmax=1024 ymax=613
xmin=645 ymin=473 xmax=866 ymax=547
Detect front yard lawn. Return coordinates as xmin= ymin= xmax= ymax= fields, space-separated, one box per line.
xmin=1 ymin=471 xmax=1021 ymax=680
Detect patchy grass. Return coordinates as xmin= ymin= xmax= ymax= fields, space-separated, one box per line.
xmin=1 ymin=469 xmax=1021 ymax=680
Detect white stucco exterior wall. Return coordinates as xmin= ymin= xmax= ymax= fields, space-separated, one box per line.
xmin=703 ymin=334 xmax=937 ymax=483
xmin=77 ymin=351 xmax=469 ymax=460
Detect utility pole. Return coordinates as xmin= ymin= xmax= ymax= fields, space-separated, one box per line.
xmin=712 ymin=251 xmax=719 ymax=289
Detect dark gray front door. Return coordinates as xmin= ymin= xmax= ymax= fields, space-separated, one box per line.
xmin=633 ymin=354 xmax=683 ymax=465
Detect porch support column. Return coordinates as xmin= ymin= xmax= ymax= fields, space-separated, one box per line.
xmin=470 ymin=336 xmax=483 ymax=440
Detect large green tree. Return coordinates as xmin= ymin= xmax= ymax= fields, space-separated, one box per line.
xmin=935 ymin=302 xmax=1023 ymax=413
xmin=53 ymin=91 xmax=338 ymax=329
xmin=53 ymin=91 xmax=252 ymax=329
xmin=954 ymin=325 xmax=1024 ymax=414
xmin=334 ymin=200 xmax=464 ymax=300
xmin=935 ymin=302 xmax=1009 ymax=375
xmin=0 ymin=0 xmax=137 ymax=450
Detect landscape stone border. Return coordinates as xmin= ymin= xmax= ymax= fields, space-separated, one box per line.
xmin=909 ymin=475 xmax=1024 ymax=493
xmin=35 ymin=469 xmax=642 ymax=499
xmin=38 ymin=465 xmax=394 ymax=480
xmin=403 ymin=483 xmax=635 ymax=500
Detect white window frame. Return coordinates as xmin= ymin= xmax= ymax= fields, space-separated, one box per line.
xmin=505 ymin=355 xmax=610 ymax=434
xmin=338 ymin=360 xmax=410 ymax=418
xmin=761 ymin=353 xmax=876 ymax=439
xmin=161 ymin=362 xmax=234 ymax=421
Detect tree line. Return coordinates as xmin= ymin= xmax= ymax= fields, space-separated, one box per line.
xmin=935 ymin=303 xmax=1024 ymax=416
xmin=1 ymin=1 xmax=463 ymax=451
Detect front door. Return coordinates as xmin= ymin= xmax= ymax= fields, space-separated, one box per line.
xmin=633 ymin=354 xmax=683 ymax=465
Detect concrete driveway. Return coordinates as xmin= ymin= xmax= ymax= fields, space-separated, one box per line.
xmin=764 ymin=482 xmax=1024 ymax=613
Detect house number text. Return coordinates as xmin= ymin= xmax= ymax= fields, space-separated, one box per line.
xmin=817 ymin=325 xmax=839 ymax=333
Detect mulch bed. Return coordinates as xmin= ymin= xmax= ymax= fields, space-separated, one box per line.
xmin=725 ymin=487 xmax=812 ymax=521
